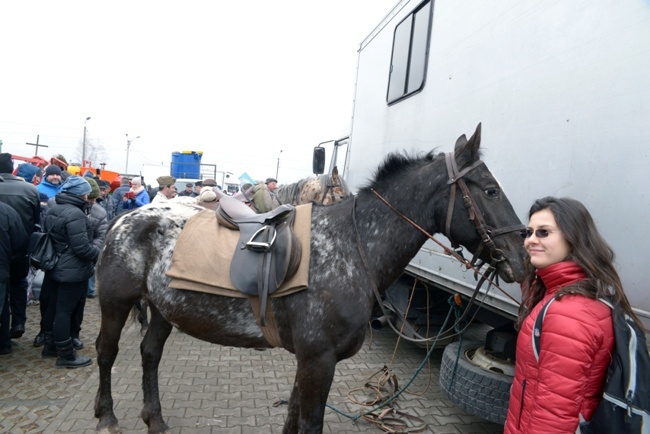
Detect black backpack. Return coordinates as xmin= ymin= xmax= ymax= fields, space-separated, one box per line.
xmin=533 ymin=297 xmax=650 ymax=433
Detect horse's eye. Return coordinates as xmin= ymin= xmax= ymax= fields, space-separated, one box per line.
xmin=484 ymin=187 xmax=500 ymax=198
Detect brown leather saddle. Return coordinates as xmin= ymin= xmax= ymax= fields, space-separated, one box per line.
xmin=216 ymin=196 xmax=302 ymax=325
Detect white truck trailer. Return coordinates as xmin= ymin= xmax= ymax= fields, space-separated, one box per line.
xmin=323 ymin=0 xmax=650 ymax=423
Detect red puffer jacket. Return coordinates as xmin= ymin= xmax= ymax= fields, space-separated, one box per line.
xmin=504 ymin=261 xmax=614 ymax=434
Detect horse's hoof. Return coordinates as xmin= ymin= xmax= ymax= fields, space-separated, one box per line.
xmin=97 ymin=417 xmax=122 ymax=434
xmin=97 ymin=425 xmax=121 ymax=434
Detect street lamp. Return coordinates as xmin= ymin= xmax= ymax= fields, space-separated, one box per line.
xmin=276 ymin=150 xmax=283 ymax=180
xmin=82 ymin=116 xmax=91 ymax=166
xmin=125 ymin=133 xmax=140 ymax=174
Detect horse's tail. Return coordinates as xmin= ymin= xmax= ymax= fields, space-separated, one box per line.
xmin=130 ymin=298 xmax=149 ymax=336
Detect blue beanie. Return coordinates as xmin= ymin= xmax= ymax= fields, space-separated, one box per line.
xmin=61 ymin=175 xmax=92 ymax=196
xmin=16 ymin=163 xmax=42 ymax=182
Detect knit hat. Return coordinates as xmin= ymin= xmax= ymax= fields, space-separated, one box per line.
xmin=199 ymin=186 xmax=217 ymax=202
xmin=0 ymin=153 xmax=13 ymax=173
xmin=16 ymin=163 xmax=42 ymax=182
xmin=131 ymin=176 xmax=142 ymax=186
xmin=45 ymin=165 xmax=62 ymax=177
xmin=61 ymin=175 xmax=92 ymax=196
xmin=86 ymin=178 xmax=100 ymax=199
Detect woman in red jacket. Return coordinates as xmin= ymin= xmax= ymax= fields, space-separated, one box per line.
xmin=504 ymin=197 xmax=643 ymax=434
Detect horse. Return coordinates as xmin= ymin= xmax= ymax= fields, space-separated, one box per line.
xmin=275 ymin=166 xmax=350 ymax=205
xmin=94 ymin=124 xmax=526 ymax=434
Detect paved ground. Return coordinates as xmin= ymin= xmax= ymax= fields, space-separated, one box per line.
xmin=0 ymin=298 xmax=504 ymax=433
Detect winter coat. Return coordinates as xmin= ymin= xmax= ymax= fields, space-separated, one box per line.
xmin=0 ymin=201 xmax=28 ymax=282
xmin=97 ymin=194 xmax=116 ymax=221
xmin=37 ymin=179 xmax=61 ymax=199
xmin=504 ymin=261 xmax=614 ymax=434
xmin=251 ymin=184 xmax=281 ymax=213
xmin=88 ymin=202 xmax=108 ymax=249
xmin=122 ymin=188 xmax=150 ymax=210
xmin=0 ymin=172 xmax=41 ymax=234
xmin=44 ymin=193 xmax=100 ymax=283
xmin=113 ymin=185 xmax=131 ymax=215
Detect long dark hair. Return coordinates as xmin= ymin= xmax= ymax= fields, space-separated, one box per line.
xmin=515 ymin=197 xmax=644 ymax=331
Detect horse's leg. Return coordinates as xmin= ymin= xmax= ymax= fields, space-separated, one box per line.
xmin=95 ymin=302 xmax=133 ymax=434
xmin=283 ymin=351 xmax=337 ymax=434
xmin=139 ymin=303 xmax=173 ymax=434
xmin=283 ymin=377 xmax=301 ymax=434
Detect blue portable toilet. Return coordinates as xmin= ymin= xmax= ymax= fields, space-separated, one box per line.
xmin=171 ymin=151 xmax=203 ymax=179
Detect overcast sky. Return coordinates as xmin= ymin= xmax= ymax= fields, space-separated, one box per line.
xmin=0 ymin=0 xmax=397 ymax=184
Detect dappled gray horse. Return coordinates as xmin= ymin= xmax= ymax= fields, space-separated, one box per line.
xmin=94 ymin=124 xmax=525 ymax=434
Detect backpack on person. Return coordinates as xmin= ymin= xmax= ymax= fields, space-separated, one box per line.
xmin=28 ymin=231 xmax=61 ymax=271
xmin=533 ymin=296 xmax=650 ymax=434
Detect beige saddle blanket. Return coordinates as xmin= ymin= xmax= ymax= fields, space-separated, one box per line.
xmin=167 ymin=203 xmax=311 ymax=297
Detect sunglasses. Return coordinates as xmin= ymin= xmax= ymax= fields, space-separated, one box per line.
xmin=520 ymin=228 xmax=558 ymax=239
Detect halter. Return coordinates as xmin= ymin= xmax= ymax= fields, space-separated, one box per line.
xmin=444 ymin=152 xmax=524 ymax=270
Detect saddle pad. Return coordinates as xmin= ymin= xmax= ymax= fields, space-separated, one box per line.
xmin=167 ymin=203 xmax=311 ymax=298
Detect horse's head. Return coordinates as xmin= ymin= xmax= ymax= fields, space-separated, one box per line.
xmin=299 ymin=166 xmax=352 ymax=205
xmin=441 ymin=123 xmax=525 ymax=283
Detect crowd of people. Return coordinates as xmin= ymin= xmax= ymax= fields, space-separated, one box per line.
xmin=0 ymin=153 xmax=284 ymax=368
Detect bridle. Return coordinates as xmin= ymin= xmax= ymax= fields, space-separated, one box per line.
xmin=444 ymin=152 xmax=524 ymax=271
xmin=352 ymin=152 xmax=524 ymax=343
xmin=319 ymin=175 xmax=347 ymax=204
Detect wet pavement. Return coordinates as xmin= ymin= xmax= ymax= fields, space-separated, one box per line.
xmin=0 ymin=298 xmax=504 ymax=433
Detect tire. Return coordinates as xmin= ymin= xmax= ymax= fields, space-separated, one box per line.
xmin=439 ymin=340 xmax=512 ymax=425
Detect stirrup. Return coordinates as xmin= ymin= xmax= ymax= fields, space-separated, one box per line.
xmin=245 ymin=226 xmax=277 ymax=252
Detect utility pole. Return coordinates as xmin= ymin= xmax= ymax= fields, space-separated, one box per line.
xmin=125 ymin=133 xmax=140 ymax=174
xmin=276 ymin=150 xmax=282 ymax=180
xmin=82 ymin=117 xmax=91 ymax=166
xmin=26 ymin=135 xmax=48 ymax=155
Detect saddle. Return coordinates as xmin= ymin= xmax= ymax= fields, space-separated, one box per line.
xmin=216 ymin=196 xmax=302 ymax=325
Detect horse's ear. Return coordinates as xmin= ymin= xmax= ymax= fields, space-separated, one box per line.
xmin=332 ymin=166 xmax=339 ymax=180
xmin=454 ymin=123 xmax=482 ymax=167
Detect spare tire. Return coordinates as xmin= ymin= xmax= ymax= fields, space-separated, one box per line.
xmin=439 ymin=340 xmax=512 ymax=425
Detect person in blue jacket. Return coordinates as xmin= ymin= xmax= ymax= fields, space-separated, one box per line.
xmin=121 ymin=176 xmax=150 ymax=210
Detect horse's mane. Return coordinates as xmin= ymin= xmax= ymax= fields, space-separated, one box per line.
xmin=276 ymin=173 xmax=350 ymax=205
xmin=276 ymin=179 xmax=307 ymax=204
xmin=359 ymin=150 xmax=439 ymax=192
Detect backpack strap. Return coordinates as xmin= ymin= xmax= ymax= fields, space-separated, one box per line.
xmin=532 ymin=297 xmax=555 ymax=363
xmin=533 ymin=297 xmax=615 ymax=363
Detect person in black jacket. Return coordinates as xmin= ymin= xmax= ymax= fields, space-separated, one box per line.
xmin=0 ymin=153 xmax=40 ymax=342
xmin=0 ymin=196 xmax=28 ymax=354
xmin=40 ymin=176 xmax=99 ymax=368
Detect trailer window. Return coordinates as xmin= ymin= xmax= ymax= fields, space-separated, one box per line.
xmin=387 ymin=0 xmax=432 ymax=104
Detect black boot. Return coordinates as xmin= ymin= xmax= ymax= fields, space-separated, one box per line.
xmin=55 ymin=338 xmax=91 ymax=368
xmin=41 ymin=332 xmax=57 ymax=358
xmin=33 ymin=331 xmax=45 ymax=347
